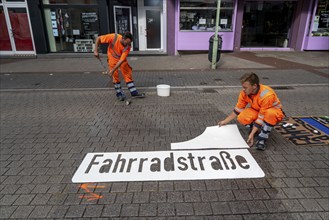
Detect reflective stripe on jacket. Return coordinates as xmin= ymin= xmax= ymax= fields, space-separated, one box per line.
xmin=99 ymin=33 xmax=130 ymax=61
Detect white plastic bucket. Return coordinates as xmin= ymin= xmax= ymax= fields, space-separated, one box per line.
xmin=156 ymin=84 xmax=170 ymax=97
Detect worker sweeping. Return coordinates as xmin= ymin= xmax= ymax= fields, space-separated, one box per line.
xmin=94 ymin=32 xmax=145 ymax=101
xmin=218 ymin=73 xmax=285 ymax=150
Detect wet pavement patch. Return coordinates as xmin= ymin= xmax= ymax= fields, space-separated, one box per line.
xmin=271 ymin=86 xmax=294 ymax=90
xmin=275 ymin=116 xmax=329 ymax=146
xmin=200 ymin=89 xmax=218 ymax=93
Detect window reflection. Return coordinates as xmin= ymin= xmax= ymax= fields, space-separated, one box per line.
xmin=311 ymin=0 xmax=329 ymax=37
xmin=241 ymin=1 xmax=296 ymax=48
xmin=144 ymin=0 xmax=162 ymax=7
xmin=179 ymin=0 xmax=234 ymax=32
xmin=43 ymin=0 xmax=97 ymax=4
xmin=44 ymin=7 xmax=99 ymax=52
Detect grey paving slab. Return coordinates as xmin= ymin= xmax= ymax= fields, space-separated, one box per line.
xmin=10 ymin=205 xmax=34 ymax=219
xmin=253 ymin=51 xmax=329 ymax=68
xmin=83 ymin=204 xmax=104 ymax=218
xmin=65 ymin=205 xmax=86 ymax=218
xmin=139 ymin=203 xmax=157 ymax=216
xmin=47 ymin=205 xmax=69 ymax=218
xmin=132 ymin=192 xmax=150 ymax=203
xmin=150 ymin=192 xmax=166 ymax=203
xmin=157 ymin=203 xmax=175 ymax=216
xmin=101 ymin=204 xmax=122 ymax=217
xmin=211 ymin=201 xmax=232 ymax=215
xmin=28 ymin=205 xmax=52 ymax=218
xmin=229 ymin=201 xmax=250 ymax=214
xmin=120 ymin=204 xmax=139 ymax=217
xmin=0 ymin=205 xmax=17 ymax=219
xmin=175 ymin=202 xmax=195 ymax=216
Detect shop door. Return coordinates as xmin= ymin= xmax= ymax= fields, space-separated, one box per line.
xmin=146 ymin=10 xmax=161 ymax=49
xmin=137 ymin=0 xmax=163 ymax=51
xmin=241 ymin=1 xmax=296 ymax=48
xmin=0 ymin=3 xmax=35 ymax=55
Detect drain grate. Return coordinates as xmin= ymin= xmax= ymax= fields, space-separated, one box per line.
xmin=200 ymin=89 xmax=218 ymax=93
xmin=271 ymin=86 xmax=294 ymax=90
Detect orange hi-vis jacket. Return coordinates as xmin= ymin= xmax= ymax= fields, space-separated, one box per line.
xmin=99 ymin=33 xmax=132 ymax=83
xmin=100 ymin=33 xmax=130 ymax=61
xmin=234 ymin=84 xmax=284 ymax=126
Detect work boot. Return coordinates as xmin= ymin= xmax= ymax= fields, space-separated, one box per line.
xmin=256 ymin=139 xmax=266 ymax=151
xmin=132 ymin=92 xmax=145 ymax=98
xmin=117 ymin=93 xmax=126 ymax=101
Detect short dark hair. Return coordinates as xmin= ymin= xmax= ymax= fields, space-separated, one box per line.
xmin=123 ymin=32 xmax=133 ymax=41
xmin=240 ymin=72 xmax=259 ymax=85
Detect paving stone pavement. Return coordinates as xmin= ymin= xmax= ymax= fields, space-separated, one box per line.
xmin=0 ymin=52 xmax=329 ymax=219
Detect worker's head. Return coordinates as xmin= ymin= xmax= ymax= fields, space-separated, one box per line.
xmin=121 ymin=32 xmax=133 ymax=47
xmin=240 ymin=72 xmax=259 ymax=95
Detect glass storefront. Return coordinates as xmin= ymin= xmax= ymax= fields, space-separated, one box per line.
xmin=0 ymin=0 xmax=35 ymax=55
xmin=179 ymin=0 xmax=235 ymax=32
xmin=310 ymin=0 xmax=329 ymax=37
xmin=241 ymin=1 xmax=297 ymax=48
xmin=43 ymin=0 xmax=99 ymax=52
xmin=0 ymin=6 xmax=12 ymax=51
xmin=43 ymin=0 xmax=97 ymax=4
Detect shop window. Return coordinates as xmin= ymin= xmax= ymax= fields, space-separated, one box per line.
xmin=43 ymin=7 xmax=99 ymax=52
xmin=241 ymin=1 xmax=296 ymax=48
xmin=179 ymin=0 xmax=234 ymax=31
xmin=311 ymin=0 xmax=329 ymax=37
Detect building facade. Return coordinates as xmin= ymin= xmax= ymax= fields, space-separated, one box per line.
xmin=0 ymin=0 xmax=328 ymax=57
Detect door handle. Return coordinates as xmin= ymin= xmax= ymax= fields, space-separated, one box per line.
xmin=10 ymin=28 xmax=18 ymax=36
xmin=9 ymin=28 xmax=14 ymax=37
xmin=140 ymin=26 xmax=144 ymax=35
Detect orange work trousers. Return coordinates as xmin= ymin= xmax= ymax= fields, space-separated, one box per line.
xmin=237 ymin=107 xmax=284 ymax=126
xmin=108 ymin=58 xmax=133 ymax=84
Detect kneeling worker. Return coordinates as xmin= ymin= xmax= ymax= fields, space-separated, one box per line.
xmin=94 ymin=32 xmax=144 ymax=101
xmin=218 ymin=73 xmax=284 ymax=150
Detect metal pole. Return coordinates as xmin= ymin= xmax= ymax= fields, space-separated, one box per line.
xmin=211 ymin=0 xmax=221 ymax=69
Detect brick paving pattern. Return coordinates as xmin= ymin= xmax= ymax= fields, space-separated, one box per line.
xmin=0 ymin=52 xmax=328 ymax=219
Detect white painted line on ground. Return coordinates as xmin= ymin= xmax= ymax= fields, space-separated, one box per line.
xmin=0 ymin=83 xmax=328 ymax=92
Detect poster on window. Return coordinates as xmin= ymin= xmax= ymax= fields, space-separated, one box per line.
xmin=317 ymin=0 xmax=329 ymax=28
xmin=319 ymin=11 xmax=329 ymax=28
xmin=81 ymin=12 xmax=99 ymax=36
xmin=117 ymin=16 xmax=129 ymax=34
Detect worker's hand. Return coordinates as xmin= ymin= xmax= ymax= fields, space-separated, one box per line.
xmin=94 ymin=51 xmax=99 ymax=59
xmin=218 ymin=120 xmax=226 ymax=127
xmin=247 ymin=134 xmax=254 ymax=147
xmin=108 ymin=69 xmax=114 ymax=77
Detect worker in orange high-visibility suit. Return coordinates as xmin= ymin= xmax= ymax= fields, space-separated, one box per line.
xmin=218 ymin=73 xmax=285 ymax=150
xmin=94 ymin=32 xmax=144 ymax=101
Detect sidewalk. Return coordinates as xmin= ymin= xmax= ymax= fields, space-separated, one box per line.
xmin=0 ymin=51 xmax=328 ymax=73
